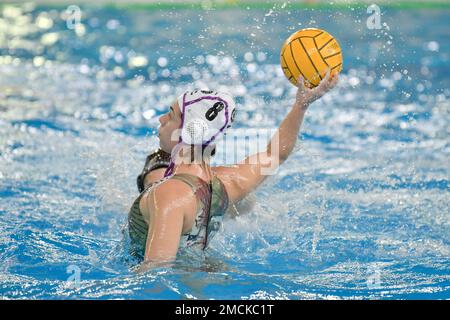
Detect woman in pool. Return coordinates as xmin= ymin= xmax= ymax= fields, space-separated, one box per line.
xmin=128 ymin=71 xmax=338 ymax=266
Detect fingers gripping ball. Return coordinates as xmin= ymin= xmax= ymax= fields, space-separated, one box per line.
xmin=281 ymin=28 xmax=343 ymax=88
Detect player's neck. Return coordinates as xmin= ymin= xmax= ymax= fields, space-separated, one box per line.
xmin=172 ymin=161 xmax=212 ymax=182
xmin=170 ymin=144 xmax=213 ymax=180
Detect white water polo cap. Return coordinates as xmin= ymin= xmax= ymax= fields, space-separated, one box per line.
xmin=177 ymin=89 xmax=236 ymax=146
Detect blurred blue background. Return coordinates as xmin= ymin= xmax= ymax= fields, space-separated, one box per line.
xmin=0 ymin=1 xmax=449 ymax=299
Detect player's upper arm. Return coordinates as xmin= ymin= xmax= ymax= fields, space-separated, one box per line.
xmin=141 ymin=179 xmax=193 ymax=264
xmin=215 ymin=151 xmax=277 ymax=204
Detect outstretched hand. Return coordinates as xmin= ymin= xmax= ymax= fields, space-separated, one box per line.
xmin=295 ymin=69 xmax=339 ymax=110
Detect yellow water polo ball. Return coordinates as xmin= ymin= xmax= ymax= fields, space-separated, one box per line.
xmin=280 ymin=28 xmax=343 ymax=88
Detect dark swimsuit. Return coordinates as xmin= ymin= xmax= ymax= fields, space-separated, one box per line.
xmin=127 ymin=173 xmax=229 ymax=259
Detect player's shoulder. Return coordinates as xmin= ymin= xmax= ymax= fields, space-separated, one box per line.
xmin=139 ymin=176 xmax=196 ymax=218
xmin=211 ymin=165 xmax=242 ymax=204
xmin=155 ymin=176 xmax=196 ymax=200
xmin=212 ymin=165 xmax=240 ymax=176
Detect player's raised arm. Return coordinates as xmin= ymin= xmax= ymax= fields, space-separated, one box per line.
xmin=271 ymin=71 xmax=339 ymax=163
xmin=217 ymin=72 xmax=338 ymax=204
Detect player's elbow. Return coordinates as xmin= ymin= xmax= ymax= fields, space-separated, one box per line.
xmin=278 ymin=144 xmax=295 ymax=163
xmin=279 ymin=153 xmax=289 ymax=164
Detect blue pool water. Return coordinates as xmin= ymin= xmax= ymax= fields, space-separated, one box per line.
xmin=0 ymin=3 xmax=449 ymax=299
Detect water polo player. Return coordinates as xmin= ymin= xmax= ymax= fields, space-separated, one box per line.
xmin=128 ymin=71 xmax=338 ymax=266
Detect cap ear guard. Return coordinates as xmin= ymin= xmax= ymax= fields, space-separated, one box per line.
xmin=181 ymin=118 xmax=209 ymax=145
